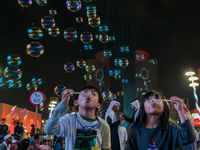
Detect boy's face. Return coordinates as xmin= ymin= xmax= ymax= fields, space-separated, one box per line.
xmin=112 ymin=105 xmax=120 ymax=112
xmin=1 ymin=120 xmax=5 ymax=124
xmin=74 ymin=88 xmax=101 ymax=110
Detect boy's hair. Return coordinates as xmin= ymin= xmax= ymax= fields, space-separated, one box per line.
xmin=16 ymin=122 xmax=19 ymax=125
xmin=74 ymin=86 xmax=103 ymax=112
xmin=31 ymin=124 xmax=34 ymax=127
xmin=134 ymin=90 xmax=169 ymax=130
xmin=43 ymin=139 xmax=47 ymax=144
xmin=33 ymin=134 xmax=39 ymax=140
xmin=20 ymin=122 xmax=23 ymax=125
xmin=1 ymin=118 xmax=5 ymax=121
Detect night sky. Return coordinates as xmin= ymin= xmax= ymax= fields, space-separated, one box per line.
xmin=1 ymin=0 xmax=200 ymax=118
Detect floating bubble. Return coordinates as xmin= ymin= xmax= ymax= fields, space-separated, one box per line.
xmin=121 ymin=79 xmax=128 ymax=84
xmin=84 ymin=0 xmax=92 ymax=2
xmin=95 ymin=34 xmax=100 ymax=39
xmin=112 ymin=94 xmax=117 ymax=100
xmin=99 ymin=34 xmax=109 ymax=43
xmin=7 ymin=55 xmax=22 ymax=66
xmin=117 ymin=91 xmax=124 ymax=97
xmin=103 ymin=50 xmax=112 ymax=58
xmin=114 ymin=74 xmax=121 ymax=80
xmin=135 ymin=73 xmax=141 ymax=78
xmin=109 ymin=36 xmax=115 ymax=42
xmin=64 ymin=28 xmax=77 ymax=42
xmin=120 ymin=45 xmax=129 ymax=53
xmin=88 ymin=16 xmax=101 ymax=28
xmin=26 ymin=42 xmax=44 ymax=57
xmin=4 ymin=66 xmax=22 ymax=80
xmin=76 ymin=59 xmax=86 ymax=68
xmin=84 ymin=45 xmax=93 ymax=51
xmin=66 ymin=0 xmax=82 ymax=12
xmin=54 ymin=84 xmax=66 ymax=96
xmin=80 ymin=31 xmax=93 ymax=44
xmin=137 ymin=87 xmax=143 ymax=92
xmin=48 ymin=26 xmax=60 ymax=37
xmin=49 ymin=9 xmax=57 ymax=16
xmin=31 ymin=77 xmax=42 ymax=86
xmin=28 ymin=27 xmax=43 ymax=40
xmin=12 ymin=80 xmax=22 ymax=89
xmin=150 ymin=59 xmax=158 ymax=64
xmin=18 ymin=0 xmax=32 ymax=8
xmin=36 ymin=0 xmax=47 ymax=6
xmin=64 ymin=63 xmax=75 ymax=73
xmin=84 ymin=74 xmax=92 ymax=81
xmin=85 ymin=64 xmax=96 ymax=73
xmin=87 ymin=10 xmax=97 ymax=18
xmin=41 ymin=16 xmax=55 ymax=30
xmin=76 ymin=16 xmax=83 ymax=23
xmin=99 ymin=24 xmax=108 ymax=33
xmin=115 ymin=70 xmax=121 ymax=75
xmin=86 ymin=4 xmax=96 ymax=12
xmin=120 ymin=58 xmax=129 ymax=67
xmin=26 ymin=83 xmax=38 ymax=92
xmin=102 ymin=91 xmax=113 ymax=103
xmin=114 ymin=58 xmax=122 ymax=67
xmin=0 ymin=78 xmax=12 ymax=89
xmin=109 ymin=69 xmax=116 ymax=77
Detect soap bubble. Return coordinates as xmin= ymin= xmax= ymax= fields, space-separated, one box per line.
xmin=114 ymin=74 xmax=121 ymax=80
xmin=48 ymin=27 xmax=60 ymax=37
xmin=115 ymin=70 xmax=121 ymax=75
xmin=120 ymin=58 xmax=129 ymax=67
xmin=76 ymin=59 xmax=86 ymax=68
xmin=135 ymin=73 xmax=141 ymax=78
xmin=4 ymin=66 xmax=22 ymax=80
xmin=109 ymin=68 xmax=116 ymax=77
xmin=36 ymin=0 xmax=47 ymax=6
xmin=54 ymin=84 xmax=66 ymax=96
xmin=66 ymin=0 xmax=82 ymax=12
xmin=26 ymin=83 xmax=38 ymax=92
xmin=31 ymin=77 xmax=42 ymax=86
xmin=120 ymin=45 xmax=129 ymax=53
xmin=80 ymin=31 xmax=93 ymax=44
xmin=137 ymin=87 xmax=143 ymax=92
xmin=41 ymin=16 xmax=55 ymax=30
xmin=109 ymin=36 xmax=115 ymax=42
xmin=112 ymin=94 xmax=117 ymax=100
xmin=102 ymin=91 xmax=113 ymax=103
xmin=84 ymin=74 xmax=92 ymax=81
xmin=18 ymin=0 xmax=32 ymax=8
xmin=88 ymin=16 xmax=101 ymax=28
xmin=0 ymin=78 xmax=12 ymax=89
xmin=103 ymin=50 xmax=112 ymax=58
xmin=12 ymin=80 xmax=22 ymax=89
xmin=26 ymin=42 xmax=44 ymax=57
xmin=64 ymin=63 xmax=75 ymax=73
xmin=121 ymin=79 xmax=128 ymax=84
xmin=28 ymin=27 xmax=43 ymax=40
xmin=84 ymin=45 xmax=93 ymax=51
xmin=49 ymin=8 xmax=57 ymax=16
xmin=64 ymin=28 xmax=77 ymax=42
xmin=85 ymin=64 xmax=96 ymax=73
xmin=7 ymin=55 xmax=22 ymax=66
xmin=99 ymin=34 xmax=109 ymax=43
xmin=117 ymin=91 xmax=124 ymax=97
xmin=114 ymin=58 xmax=122 ymax=67
xmin=86 ymin=4 xmax=96 ymax=12
xmin=76 ymin=16 xmax=83 ymax=23
xmin=86 ymin=5 xmax=96 ymax=17
xmin=95 ymin=34 xmax=100 ymax=39
xmin=84 ymin=0 xmax=92 ymax=2
xmin=99 ymin=24 xmax=108 ymax=33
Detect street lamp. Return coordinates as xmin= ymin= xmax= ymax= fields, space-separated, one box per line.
xmin=185 ymin=70 xmax=200 ymax=113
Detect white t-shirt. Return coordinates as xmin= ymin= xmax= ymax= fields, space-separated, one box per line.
xmin=118 ymin=126 xmax=128 ymax=150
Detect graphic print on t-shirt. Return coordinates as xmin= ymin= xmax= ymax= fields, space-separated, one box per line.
xmin=74 ymin=129 xmax=97 ymax=150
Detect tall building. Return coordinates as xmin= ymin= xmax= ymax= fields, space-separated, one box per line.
xmin=169 ymin=98 xmax=189 ymax=124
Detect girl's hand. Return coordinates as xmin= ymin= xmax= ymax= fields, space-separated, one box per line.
xmin=62 ymin=89 xmax=74 ymax=105
xmin=170 ymin=96 xmax=184 ymax=112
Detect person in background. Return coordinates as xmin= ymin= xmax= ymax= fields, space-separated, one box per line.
xmin=18 ymin=138 xmax=30 ymax=150
xmin=0 ymin=134 xmax=12 ymax=150
xmin=105 ymin=100 xmax=125 ymax=150
xmin=20 ymin=123 xmax=24 ymax=140
xmin=28 ymin=134 xmax=40 ymax=150
xmin=40 ymin=139 xmax=51 ymax=150
xmin=0 ymin=119 xmax=9 ymax=144
xmin=14 ymin=122 xmax=22 ymax=142
xmin=9 ymin=138 xmax=18 ymax=150
xmin=118 ymin=121 xmax=127 ymax=150
xmin=30 ymin=125 xmax=35 ymax=142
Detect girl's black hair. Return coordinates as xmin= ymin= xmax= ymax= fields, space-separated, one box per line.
xmin=134 ymin=90 xmax=169 ymax=130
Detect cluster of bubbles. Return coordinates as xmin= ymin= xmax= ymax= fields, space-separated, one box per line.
xmin=0 ymin=55 xmax=23 ymax=89
xmin=86 ymin=5 xmax=100 ymax=28
xmin=109 ymin=69 xmax=121 ymax=80
xmin=64 ymin=63 xmax=75 ymax=73
xmin=66 ymin=0 xmax=82 ymax=12
xmin=26 ymin=77 xmax=42 ymax=92
xmin=102 ymin=91 xmax=113 ymax=103
xmin=54 ymin=84 xmax=66 ymax=96
xmin=10 ymin=105 xmax=29 ymax=119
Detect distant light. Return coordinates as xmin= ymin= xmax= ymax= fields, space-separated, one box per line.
xmin=48 ymin=108 xmax=54 ymax=110
xmin=185 ymin=71 xmax=195 ymax=76
xmin=42 ymin=120 xmax=44 ymax=123
xmin=49 ymin=104 xmax=55 ymax=107
xmin=189 ymin=77 xmax=199 ymax=81
xmin=51 ymin=101 xmax=57 ymax=104
xmin=189 ymin=83 xmax=199 ymax=87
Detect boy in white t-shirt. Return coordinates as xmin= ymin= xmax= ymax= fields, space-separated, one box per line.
xmin=44 ymin=86 xmax=111 ymax=150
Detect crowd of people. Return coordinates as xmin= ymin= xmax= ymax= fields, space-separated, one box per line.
xmin=0 ymin=85 xmax=200 ymax=149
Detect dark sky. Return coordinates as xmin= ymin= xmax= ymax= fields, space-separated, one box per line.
xmin=1 ymin=0 xmax=200 ymax=117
